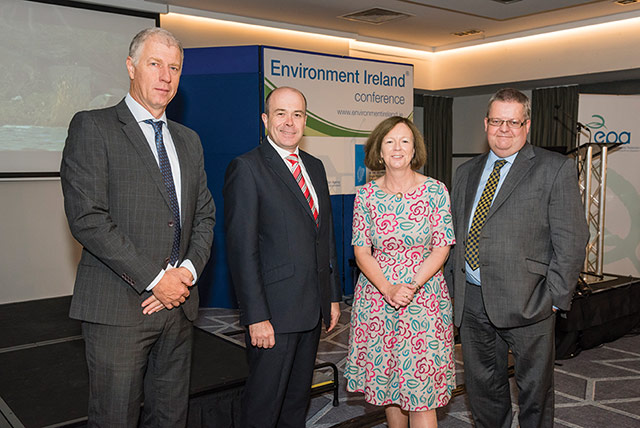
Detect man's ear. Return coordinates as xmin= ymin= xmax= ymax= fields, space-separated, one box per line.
xmin=126 ymin=56 xmax=136 ymax=80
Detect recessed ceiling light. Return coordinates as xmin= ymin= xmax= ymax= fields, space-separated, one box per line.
xmin=451 ymin=29 xmax=484 ymax=37
xmin=339 ymin=8 xmax=412 ymax=25
xmin=615 ymin=0 xmax=638 ymax=5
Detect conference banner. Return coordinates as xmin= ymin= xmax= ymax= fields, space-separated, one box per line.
xmin=263 ymin=47 xmax=414 ymax=194
xmin=578 ymin=94 xmax=639 ymax=277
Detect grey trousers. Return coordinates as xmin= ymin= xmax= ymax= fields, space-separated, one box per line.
xmin=459 ymin=283 xmax=555 ymax=428
xmin=82 ymin=308 xmax=193 ymax=428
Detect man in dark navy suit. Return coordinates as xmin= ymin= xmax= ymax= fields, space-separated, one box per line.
xmin=224 ymin=87 xmax=341 ymax=428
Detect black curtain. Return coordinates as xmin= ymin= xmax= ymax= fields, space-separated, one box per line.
xmin=416 ymin=94 xmax=453 ymax=189
xmin=530 ymin=85 xmax=579 ymax=154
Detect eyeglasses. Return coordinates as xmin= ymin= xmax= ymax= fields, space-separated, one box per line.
xmin=487 ymin=118 xmax=527 ymax=129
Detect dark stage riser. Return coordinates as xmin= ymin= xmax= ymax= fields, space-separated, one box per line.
xmin=0 ymin=296 xmax=248 ymax=428
xmin=556 ymin=274 xmax=640 ymax=359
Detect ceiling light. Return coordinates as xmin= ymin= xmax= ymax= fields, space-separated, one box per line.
xmin=490 ymin=0 xmax=524 ymax=4
xmin=451 ymin=29 xmax=484 ymax=37
xmin=615 ymin=0 xmax=638 ymax=5
xmin=339 ymin=8 xmax=412 ymax=25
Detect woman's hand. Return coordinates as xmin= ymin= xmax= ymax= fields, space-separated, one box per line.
xmin=383 ymin=283 xmax=416 ymax=309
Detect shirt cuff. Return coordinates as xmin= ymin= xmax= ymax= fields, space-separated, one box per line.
xmin=180 ymin=259 xmax=198 ymax=284
xmin=144 ymin=260 xmax=198 ymax=292
xmin=146 ymin=269 xmax=166 ymax=291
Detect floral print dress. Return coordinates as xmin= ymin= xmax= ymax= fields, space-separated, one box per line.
xmin=345 ymin=178 xmax=456 ymax=411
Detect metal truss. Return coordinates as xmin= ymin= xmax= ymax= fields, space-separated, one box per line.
xmin=571 ymin=140 xmax=621 ymax=281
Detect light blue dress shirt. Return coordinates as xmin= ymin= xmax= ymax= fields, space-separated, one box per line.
xmin=465 ymin=150 xmax=518 ymax=285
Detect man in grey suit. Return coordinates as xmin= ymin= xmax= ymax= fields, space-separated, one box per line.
xmin=60 ymin=28 xmax=215 ymax=427
xmin=445 ymin=88 xmax=588 ymax=428
xmin=223 ymin=87 xmax=341 ymax=428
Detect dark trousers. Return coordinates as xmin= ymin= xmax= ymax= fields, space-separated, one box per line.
xmin=240 ymin=319 xmax=322 ymax=428
xmin=459 ymin=283 xmax=555 ymax=428
xmin=82 ymin=308 xmax=193 ymax=428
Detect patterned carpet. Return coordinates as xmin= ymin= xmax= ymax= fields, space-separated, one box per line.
xmin=194 ymin=303 xmax=640 ymax=428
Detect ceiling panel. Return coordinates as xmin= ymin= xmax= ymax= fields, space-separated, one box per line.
xmin=405 ymin=0 xmax=610 ymax=20
xmin=146 ymin=0 xmax=640 ymax=49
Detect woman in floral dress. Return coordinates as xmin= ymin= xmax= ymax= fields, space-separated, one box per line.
xmin=345 ymin=116 xmax=456 ymax=428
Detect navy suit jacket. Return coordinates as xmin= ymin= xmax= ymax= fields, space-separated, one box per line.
xmin=223 ymin=141 xmax=341 ymax=333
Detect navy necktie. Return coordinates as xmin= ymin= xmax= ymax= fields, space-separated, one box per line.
xmin=144 ymin=119 xmax=181 ymax=265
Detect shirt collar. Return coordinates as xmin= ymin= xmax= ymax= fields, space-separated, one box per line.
xmin=488 ymin=149 xmax=518 ymax=167
xmin=266 ymin=136 xmax=300 ymax=161
xmin=125 ymin=94 xmax=167 ymax=125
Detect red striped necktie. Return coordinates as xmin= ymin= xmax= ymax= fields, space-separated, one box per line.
xmin=285 ymin=153 xmax=319 ymax=226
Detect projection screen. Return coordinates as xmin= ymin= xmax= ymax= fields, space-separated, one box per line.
xmin=0 ymin=0 xmax=157 ymax=177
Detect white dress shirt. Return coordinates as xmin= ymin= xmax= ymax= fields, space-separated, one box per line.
xmin=125 ymin=94 xmax=197 ymax=290
xmin=266 ymin=136 xmax=320 ymax=212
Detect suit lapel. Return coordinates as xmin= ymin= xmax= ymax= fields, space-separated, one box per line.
xmin=116 ymin=101 xmax=174 ymax=211
xmin=487 ymin=143 xmax=535 ymax=220
xmin=260 ymin=142 xmax=317 ymax=227
xmin=463 ymin=154 xmax=487 ymax=228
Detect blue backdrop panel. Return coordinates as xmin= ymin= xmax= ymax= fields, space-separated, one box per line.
xmin=342 ymin=194 xmax=356 ymax=296
xmin=167 ymin=46 xmax=262 ymax=308
xmin=167 ymin=45 xmax=355 ymax=308
xmin=330 ymin=195 xmax=344 ymax=297
xmin=332 ymin=194 xmax=356 ymax=297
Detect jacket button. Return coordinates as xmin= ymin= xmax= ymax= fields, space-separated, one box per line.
xmin=168 ymin=221 xmax=174 ymax=227
xmin=164 ymin=257 xmax=170 ymax=266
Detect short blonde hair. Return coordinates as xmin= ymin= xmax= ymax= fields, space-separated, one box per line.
xmin=364 ymin=116 xmax=426 ymax=171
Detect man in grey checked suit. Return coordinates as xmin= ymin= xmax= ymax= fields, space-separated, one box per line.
xmin=61 ymin=28 xmax=215 ymax=427
xmin=444 ymin=88 xmax=588 ymax=428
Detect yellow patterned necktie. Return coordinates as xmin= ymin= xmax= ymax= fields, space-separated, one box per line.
xmin=465 ymin=159 xmax=507 ymax=270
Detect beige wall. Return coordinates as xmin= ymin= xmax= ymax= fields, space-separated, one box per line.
xmin=0 ymin=179 xmax=80 ymax=304
xmin=162 ymin=13 xmax=438 ymax=90
xmin=163 ymin=13 xmax=640 ymax=91
xmin=163 ymin=13 xmax=351 ymax=56
xmin=432 ymin=17 xmax=640 ymax=90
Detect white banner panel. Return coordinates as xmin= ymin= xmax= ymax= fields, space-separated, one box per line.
xmin=579 ymin=94 xmax=640 ymax=277
xmin=263 ymin=47 xmax=413 ymax=194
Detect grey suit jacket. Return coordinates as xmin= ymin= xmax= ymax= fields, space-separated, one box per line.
xmin=61 ymin=99 xmax=216 ymax=326
xmin=444 ymin=143 xmax=588 ymax=328
xmin=223 ymin=141 xmax=341 ymax=334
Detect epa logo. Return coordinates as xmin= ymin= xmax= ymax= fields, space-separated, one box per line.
xmin=586 ymin=114 xmax=631 ymax=144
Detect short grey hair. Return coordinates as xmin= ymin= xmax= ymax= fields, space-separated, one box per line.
xmin=487 ymin=88 xmax=531 ymax=121
xmin=128 ymin=27 xmax=183 ymax=65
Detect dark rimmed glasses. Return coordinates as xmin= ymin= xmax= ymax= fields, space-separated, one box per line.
xmin=487 ymin=118 xmax=528 ymax=128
